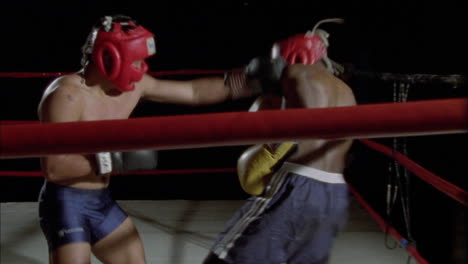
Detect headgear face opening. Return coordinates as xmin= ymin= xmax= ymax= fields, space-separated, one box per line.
xmin=83 ymin=16 xmax=156 ymax=92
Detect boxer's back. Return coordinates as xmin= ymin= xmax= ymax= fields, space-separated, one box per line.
xmin=283 ymin=63 xmax=357 ymax=173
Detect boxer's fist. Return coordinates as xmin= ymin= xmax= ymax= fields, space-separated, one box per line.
xmin=95 ymin=150 xmax=158 ymax=175
xmin=244 ymin=55 xmax=287 ymax=95
xmin=119 ymin=150 xmax=158 ymax=172
xmin=237 ymin=142 xmax=297 ymax=195
xmin=225 ymin=55 xmax=286 ymax=100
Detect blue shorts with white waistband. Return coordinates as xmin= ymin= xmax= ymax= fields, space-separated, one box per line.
xmin=207 ymin=164 xmax=350 ymax=264
xmin=38 ymin=181 xmax=128 ymax=251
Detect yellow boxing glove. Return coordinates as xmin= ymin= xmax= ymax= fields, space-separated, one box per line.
xmin=237 ymin=142 xmax=297 ymax=195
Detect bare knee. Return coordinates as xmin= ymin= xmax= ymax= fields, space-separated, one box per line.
xmin=92 ymin=218 xmax=146 ymax=264
xmin=50 ymin=242 xmax=91 ymax=264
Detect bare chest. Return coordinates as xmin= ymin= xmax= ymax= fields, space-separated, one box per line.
xmin=81 ymin=92 xmax=141 ymax=121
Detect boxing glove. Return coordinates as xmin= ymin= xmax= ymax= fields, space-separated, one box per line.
xmin=95 ymin=150 xmax=158 ymax=175
xmin=237 ymin=142 xmax=297 ymax=195
xmin=244 ymin=55 xmax=287 ymax=95
xmin=225 ymin=54 xmax=287 ymax=99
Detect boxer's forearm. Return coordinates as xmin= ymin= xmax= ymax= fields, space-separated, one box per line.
xmin=191 ymin=77 xmax=231 ymax=105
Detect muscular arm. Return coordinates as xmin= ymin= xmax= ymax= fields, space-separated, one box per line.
xmin=38 ymin=81 xmax=95 ymax=182
xmin=140 ymin=74 xmax=230 ymax=105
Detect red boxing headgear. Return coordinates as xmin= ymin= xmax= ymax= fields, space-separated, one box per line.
xmin=92 ymin=19 xmax=156 ymax=92
xmin=275 ymin=33 xmax=327 ymax=65
xmin=273 ymin=18 xmax=344 ymax=66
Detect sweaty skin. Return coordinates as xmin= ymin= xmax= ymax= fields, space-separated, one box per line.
xmin=38 ymin=62 xmax=230 ymax=189
xmin=38 ymin=59 xmax=231 ymax=264
xmin=203 ymin=59 xmax=358 ymax=264
xmin=281 ymin=62 xmax=356 ymax=173
xmin=241 ymin=61 xmax=356 ymax=192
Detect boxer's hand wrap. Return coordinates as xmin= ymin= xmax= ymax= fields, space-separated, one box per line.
xmin=225 ymin=71 xmax=261 ymax=100
xmin=237 ymin=142 xmax=297 ymax=195
xmin=226 ymin=55 xmax=286 ymax=100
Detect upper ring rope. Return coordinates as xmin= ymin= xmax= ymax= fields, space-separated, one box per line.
xmin=0 ymin=69 xmax=465 ymax=87
xmin=0 ymin=70 xmax=230 ymax=79
xmin=1 ymin=98 xmax=467 ymax=159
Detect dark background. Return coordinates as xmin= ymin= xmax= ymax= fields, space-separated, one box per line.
xmin=1 ymin=1 xmax=467 ymax=263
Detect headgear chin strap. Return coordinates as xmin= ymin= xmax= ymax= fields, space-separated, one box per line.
xmin=82 ymin=16 xmax=156 ymax=92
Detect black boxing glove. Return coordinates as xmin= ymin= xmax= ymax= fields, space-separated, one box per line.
xmin=225 ymin=52 xmax=286 ymax=100
xmin=119 ymin=150 xmax=158 ymax=172
xmin=95 ymin=150 xmax=158 ymax=175
xmin=244 ymin=55 xmax=287 ymax=95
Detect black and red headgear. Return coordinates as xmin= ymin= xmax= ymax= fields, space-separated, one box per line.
xmin=82 ymin=15 xmax=156 ymax=91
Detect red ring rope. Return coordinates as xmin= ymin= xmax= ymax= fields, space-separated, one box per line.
xmin=360 ymin=139 xmax=468 ymax=207
xmin=0 ymin=70 xmax=231 ymax=79
xmin=3 ymin=138 xmax=465 ymax=208
xmin=0 ymin=168 xmax=237 ymax=177
xmin=348 ymin=183 xmax=429 ymax=264
xmin=1 ymin=98 xmax=467 ymax=159
xmin=1 ymin=69 xmax=463 ymax=264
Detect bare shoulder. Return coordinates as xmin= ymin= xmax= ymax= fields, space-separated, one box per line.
xmin=284 ymin=63 xmax=337 ymax=85
xmin=306 ymin=63 xmax=356 ymax=107
xmin=283 ymin=63 xmax=356 ymax=108
xmin=38 ymin=74 xmax=85 ymax=122
xmin=335 ymin=77 xmax=357 ymax=107
xmin=40 ymin=75 xmax=85 ymax=108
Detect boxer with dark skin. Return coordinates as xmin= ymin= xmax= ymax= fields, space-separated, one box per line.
xmin=204 ymin=19 xmax=357 ymax=264
xmin=282 ymin=63 xmax=356 ymax=172
xmin=37 ymin=15 xmax=265 ymax=264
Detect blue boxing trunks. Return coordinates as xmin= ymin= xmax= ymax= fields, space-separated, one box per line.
xmin=209 ymin=162 xmax=349 ymax=264
xmin=38 ymin=181 xmax=128 ymax=251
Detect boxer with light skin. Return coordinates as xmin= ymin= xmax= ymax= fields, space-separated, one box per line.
xmin=204 ymin=19 xmax=357 ymax=264
xmin=37 ymin=15 xmax=281 ymax=264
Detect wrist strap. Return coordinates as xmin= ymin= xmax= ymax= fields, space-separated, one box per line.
xmin=96 ymin=152 xmax=112 ymax=175
xmin=226 ymin=71 xmax=258 ymax=100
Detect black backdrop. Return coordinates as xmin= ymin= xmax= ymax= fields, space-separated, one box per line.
xmin=1 ymin=1 xmax=467 ymax=263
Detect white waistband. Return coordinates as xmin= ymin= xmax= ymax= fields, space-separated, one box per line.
xmin=281 ymin=162 xmax=346 ymax=184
